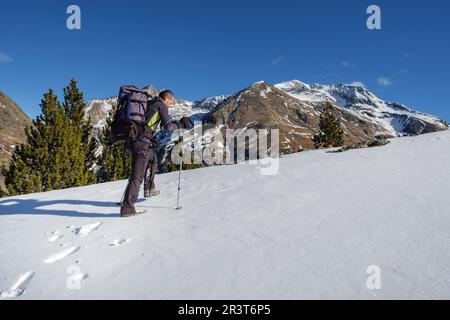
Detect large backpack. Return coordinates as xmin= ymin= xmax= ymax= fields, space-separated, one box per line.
xmin=111 ymin=85 xmax=152 ymax=143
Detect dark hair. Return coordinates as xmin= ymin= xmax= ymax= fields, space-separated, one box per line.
xmin=159 ymin=90 xmax=174 ymax=101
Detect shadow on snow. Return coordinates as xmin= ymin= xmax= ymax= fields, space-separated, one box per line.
xmin=0 ymin=198 xmax=146 ymax=218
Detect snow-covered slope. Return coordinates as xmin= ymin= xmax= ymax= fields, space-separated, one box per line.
xmin=1 ymin=130 xmax=450 ymax=299
xmin=275 ymin=80 xmax=448 ymax=137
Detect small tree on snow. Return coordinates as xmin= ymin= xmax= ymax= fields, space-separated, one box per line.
xmin=313 ymin=104 xmax=344 ymax=148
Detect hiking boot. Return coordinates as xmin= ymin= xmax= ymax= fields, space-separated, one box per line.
xmin=144 ymin=189 xmax=160 ymax=198
xmin=120 ymin=210 xmax=146 ymax=218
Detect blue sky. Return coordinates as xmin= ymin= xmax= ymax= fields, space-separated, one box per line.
xmin=0 ymin=0 xmax=449 ymax=120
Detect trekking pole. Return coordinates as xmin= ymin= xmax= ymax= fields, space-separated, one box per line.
xmin=175 ymin=135 xmax=183 ymax=210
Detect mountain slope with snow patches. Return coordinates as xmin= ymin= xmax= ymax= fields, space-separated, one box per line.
xmin=1 ymin=130 xmax=450 ymax=299
xmin=85 ymin=81 xmax=448 ymax=163
xmin=275 ymin=80 xmax=448 ymax=137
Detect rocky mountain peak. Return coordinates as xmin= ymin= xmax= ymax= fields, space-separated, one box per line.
xmin=0 ymin=92 xmax=32 ymax=166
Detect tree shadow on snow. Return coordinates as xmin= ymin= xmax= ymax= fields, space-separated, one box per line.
xmin=0 ymin=198 xmax=146 ymax=218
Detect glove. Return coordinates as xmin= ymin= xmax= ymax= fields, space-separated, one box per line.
xmin=180 ymin=116 xmax=194 ymax=129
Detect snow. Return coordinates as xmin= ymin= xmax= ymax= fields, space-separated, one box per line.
xmin=275 ymin=80 xmax=310 ymax=91
xmin=259 ymin=87 xmax=272 ymax=98
xmin=1 ymin=130 xmax=450 ymax=299
xmin=253 ymin=80 xmax=266 ymax=85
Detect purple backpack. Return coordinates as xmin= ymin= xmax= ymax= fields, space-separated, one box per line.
xmin=111 ymin=85 xmax=152 ymax=143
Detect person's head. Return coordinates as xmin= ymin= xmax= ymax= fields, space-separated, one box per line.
xmin=159 ymin=90 xmax=175 ymax=107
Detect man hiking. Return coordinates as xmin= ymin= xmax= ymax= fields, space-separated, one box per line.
xmin=120 ymin=89 xmax=192 ymax=218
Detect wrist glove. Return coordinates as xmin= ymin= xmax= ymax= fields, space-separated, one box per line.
xmin=180 ymin=116 xmax=194 ymax=129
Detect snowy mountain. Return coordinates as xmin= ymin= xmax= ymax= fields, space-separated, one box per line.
xmin=84 ymin=97 xmax=117 ymax=130
xmin=1 ymin=130 xmax=450 ymax=299
xmin=203 ymin=81 xmax=391 ymax=154
xmin=84 ymin=81 xmax=448 ymax=160
xmin=275 ymin=80 xmax=448 ymax=137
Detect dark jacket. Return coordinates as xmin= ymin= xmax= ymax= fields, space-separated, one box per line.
xmin=134 ymin=98 xmax=183 ymax=145
xmin=145 ymin=98 xmax=181 ymax=132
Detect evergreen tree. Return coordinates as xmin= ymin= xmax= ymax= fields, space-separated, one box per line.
xmin=3 ymin=90 xmax=67 ymax=194
xmin=62 ymin=79 xmax=85 ymax=125
xmin=62 ymin=79 xmax=97 ymax=184
xmin=96 ymin=104 xmax=132 ymax=182
xmin=2 ymin=81 xmax=99 ymax=196
xmin=313 ymin=104 xmax=344 ymax=148
xmin=1 ymin=144 xmax=42 ymax=196
xmin=28 ymin=89 xmax=69 ymax=190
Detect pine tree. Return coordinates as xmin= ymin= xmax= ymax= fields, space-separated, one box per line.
xmin=2 ymin=82 xmax=100 ymax=196
xmin=62 ymin=79 xmax=85 ymax=125
xmin=62 ymin=79 xmax=97 ymax=184
xmin=3 ymin=90 xmax=66 ymax=194
xmin=96 ymin=104 xmax=131 ymax=182
xmin=29 ymin=89 xmax=67 ymax=190
xmin=313 ymin=104 xmax=344 ymax=148
xmin=2 ymin=144 xmax=42 ymax=196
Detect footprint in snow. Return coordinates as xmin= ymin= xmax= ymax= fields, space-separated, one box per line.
xmin=109 ymin=238 xmax=130 ymax=247
xmin=48 ymin=234 xmax=62 ymax=242
xmin=73 ymin=222 xmax=103 ymax=236
xmin=70 ymin=272 xmax=89 ymax=282
xmin=44 ymin=246 xmax=80 ymax=264
xmin=0 ymin=271 xmax=35 ymax=299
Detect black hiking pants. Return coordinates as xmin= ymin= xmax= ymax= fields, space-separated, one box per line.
xmin=121 ymin=139 xmax=156 ymax=215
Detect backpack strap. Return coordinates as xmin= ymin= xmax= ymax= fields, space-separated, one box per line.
xmin=147 ymin=111 xmax=161 ymax=132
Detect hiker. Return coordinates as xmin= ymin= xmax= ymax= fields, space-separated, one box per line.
xmin=120 ymin=89 xmax=192 ymax=218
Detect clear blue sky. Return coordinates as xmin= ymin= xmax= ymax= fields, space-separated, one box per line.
xmin=1 ymin=0 xmax=449 ymax=121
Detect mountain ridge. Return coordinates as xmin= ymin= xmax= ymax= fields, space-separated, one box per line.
xmin=84 ymin=80 xmax=448 ymax=140
xmin=275 ymin=80 xmax=448 ymax=136
xmin=0 ymin=92 xmax=32 ymax=166
xmin=1 ymin=80 xmax=448 ymax=170
xmin=80 ymin=80 xmax=449 ymax=169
